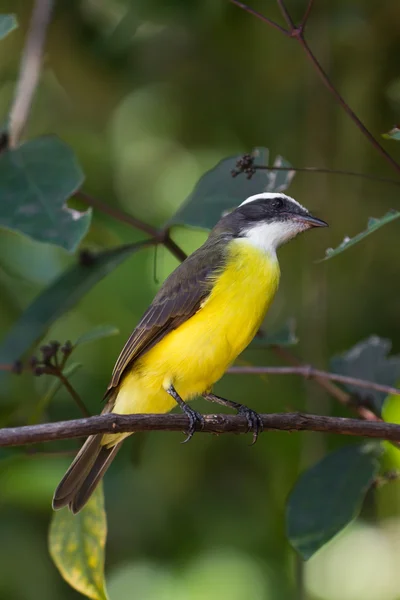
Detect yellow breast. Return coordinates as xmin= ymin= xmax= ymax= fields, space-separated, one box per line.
xmin=112 ymin=239 xmax=280 ymax=418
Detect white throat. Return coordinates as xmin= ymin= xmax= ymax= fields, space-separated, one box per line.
xmin=239 ymin=220 xmax=306 ymax=257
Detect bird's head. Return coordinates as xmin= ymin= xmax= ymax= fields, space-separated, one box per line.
xmin=218 ymin=192 xmax=328 ymax=254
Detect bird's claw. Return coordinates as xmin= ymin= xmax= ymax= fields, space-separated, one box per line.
xmin=181 ymin=406 xmax=204 ymax=444
xmin=237 ymin=406 xmax=264 ymax=445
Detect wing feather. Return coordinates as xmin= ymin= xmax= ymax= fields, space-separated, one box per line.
xmin=106 ymin=239 xmax=226 ymax=395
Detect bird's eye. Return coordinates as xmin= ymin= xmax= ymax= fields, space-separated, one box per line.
xmin=272 ymin=198 xmax=284 ymax=210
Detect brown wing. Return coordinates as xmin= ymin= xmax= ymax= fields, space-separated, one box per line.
xmin=105 ymin=238 xmax=225 ymax=396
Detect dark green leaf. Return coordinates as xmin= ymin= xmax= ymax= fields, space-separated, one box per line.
xmin=169 ymin=148 xmax=294 ymax=230
xmin=75 ymin=325 xmax=119 ymax=347
xmin=49 ymin=483 xmax=108 ymax=600
xmin=382 ymin=127 xmax=400 ymax=141
xmin=321 ymin=211 xmax=400 ymax=261
xmin=0 ymin=14 xmax=17 ymax=39
xmin=0 ymin=241 xmax=149 ymax=364
xmin=286 ymin=444 xmax=380 ymax=560
xmin=250 ymin=320 xmax=298 ymax=348
xmin=331 ymin=336 xmax=400 ymax=413
xmin=0 ymin=136 xmax=90 ymax=252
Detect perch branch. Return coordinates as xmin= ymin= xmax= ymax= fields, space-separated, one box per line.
xmin=2 ymin=412 xmax=400 ymax=447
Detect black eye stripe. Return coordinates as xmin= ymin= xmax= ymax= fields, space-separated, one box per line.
xmin=271 ymin=198 xmax=284 ymax=209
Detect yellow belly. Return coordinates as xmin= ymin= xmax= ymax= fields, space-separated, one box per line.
xmin=107 ymin=240 xmax=280 ymax=440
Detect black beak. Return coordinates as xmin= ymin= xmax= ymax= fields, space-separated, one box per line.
xmin=292 ymin=213 xmax=328 ymax=228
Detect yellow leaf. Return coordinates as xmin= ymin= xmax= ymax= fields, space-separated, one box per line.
xmin=382 ymin=391 xmax=400 ymax=468
xmin=49 ymin=483 xmax=108 ymax=600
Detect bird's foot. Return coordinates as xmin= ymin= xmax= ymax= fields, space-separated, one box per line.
xmin=180 ymin=404 xmax=205 ymax=444
xmin=166 ymin=384 xmax=204 ymax=443
xmin=237 ymin=405 xmax=264 ymax=445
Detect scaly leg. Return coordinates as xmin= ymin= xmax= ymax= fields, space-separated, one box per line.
xmin=202 ymin=392 xmax=263 ymax=445
xmin=166 ymin=384 xmax=204 ymax=443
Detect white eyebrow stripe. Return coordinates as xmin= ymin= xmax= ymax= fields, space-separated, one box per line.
xmin=238 ymin=192 xmax=306 ymax=212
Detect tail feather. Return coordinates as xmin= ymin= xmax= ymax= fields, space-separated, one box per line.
xmin=69 ymin=443 xmax=121 ymax=514
xmin=52 ymin=434 xmax=101 ymax=510
xmin=52 ymin=435 xmax=121 ymax=513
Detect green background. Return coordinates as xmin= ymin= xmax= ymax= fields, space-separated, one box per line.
xmin=1 ymin=1 xmax=400 ymax=599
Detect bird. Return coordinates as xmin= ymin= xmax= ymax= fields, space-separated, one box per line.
xmin=53 ymin=192 xmax=327 ymax=513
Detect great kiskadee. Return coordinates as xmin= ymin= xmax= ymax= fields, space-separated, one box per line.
xmin=53 ymin=192 xmax=327 ymax=513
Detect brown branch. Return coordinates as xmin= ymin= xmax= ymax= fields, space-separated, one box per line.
xmin=52 ymin=371 xmax=90 ymax=418
xmin=272 ymin=346 xmax=379 ymax=421
xmin=230 ymin=1 xmax=400 ymax=177
xmin=300 ymin=0 xmax=314 ymax=31
xmin=76 ymin=191 xmax=187 ymax=263
xmin=228 ymin=365 xmax=400 ymax=398
xmin=9 ymin=0 xmax=54 ymax=147
xmin=294 ymin=34 xmax=400 ymax=175
xmin=162 ymin=232 xmax=188 ymax=262
xmin=2 ymin=412 xmax=400 ymax=447
xmin=77 ymin=191 xmax=160 ymax=238
xmin=3 ymin=360 xmax=392 ymax=420
xmin=229 ymin=0 xmax=289 ymax=35
xmin=277 ymin=0 xmax=295 ymax=28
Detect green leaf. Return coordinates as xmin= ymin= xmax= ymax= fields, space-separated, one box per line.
xmin=331 ymin=336 xmax=400 ymax=413
xmin=0 ymin=14 xmax=17 ymax=39
xmin=75 ymin=325 xmax=119 ymax=347
xmin=49 ymin=483 xmax=108 ymax=600
xmin=321 ymin=211 xmax=400 ymax=261
xmin=250 ymin=320 xmax=298 ymax=348
xmin=0 ymin=136 xmax=90 ymax=252
xmin=382 ymin=127 xmax=400 ymax=141
xmin=169 ymin=148 xmax=294 ymax=230
xmin=286 ymin=444 xmax=380 ymax=560
xmin=0 ymin=241 xmax=148 ymax=364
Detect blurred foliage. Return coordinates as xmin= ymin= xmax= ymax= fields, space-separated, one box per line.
xmin=1 ymin=1 xmax=400 ymax=599
xmin=170 ymin=148 xmax=293 ymax=230
xmin=331 ymin=336 xmax=400 ymax=413
xmin=50 ymin=484 xmax=107 ymax=600
xmin=0 ymin=136 xmax=88 ymax=252
xmin=322 ymin=211 xmax=400 ymax=262
xmin=286 ymin=443 xmax=381 ymax=559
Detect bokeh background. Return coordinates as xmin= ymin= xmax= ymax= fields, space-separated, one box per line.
xmin=1 ymin=1 xmax=400 ymax=599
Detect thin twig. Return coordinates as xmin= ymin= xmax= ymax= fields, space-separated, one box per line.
xmin=254 ymin=165 xmax=400 ymax=187
xmin=300 ymin=0 xmax=314 ymax=31
xmin=230 ymin=0 xmax=400 ymax=176
xmin=2 ymin=412 xmax=400 ymax=447
xmin=229 ymin=0 xmax=289 ymax=36
xmin=163 ymin=232 xmax=188 ymax=262
xmin=295 ymin=34 xmax=400 ymax=175
xmin=77 ymin=191 xmax=187 ymax=262
xmin=272 ymin=346 xmax=379 ymax=422
xmin=228 ymin=365 xmax=400 ymax=398
xmin=9 ymin=0 xmax=54 ymax=147
xmin=277 ymin=0 xmax=295 ymax=28
xmin=77 ymin=191 xmax=160 ymax=238
xmin=52 ymin=370 xmax=90 ymax=418
xmin=4 ymin=361 xmax=394 ymax=405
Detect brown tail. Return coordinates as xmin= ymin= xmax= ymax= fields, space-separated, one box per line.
xmin=52 ymin=434 xmax=121 ymax=514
